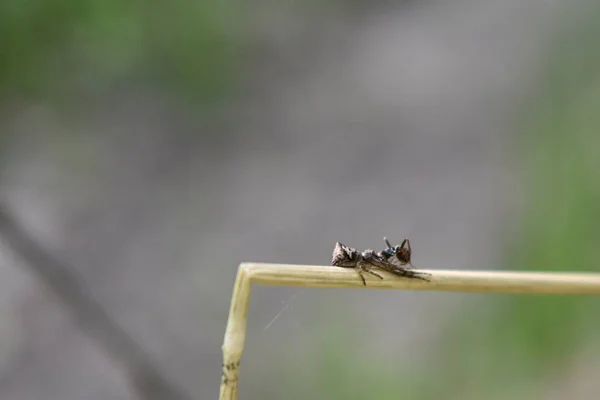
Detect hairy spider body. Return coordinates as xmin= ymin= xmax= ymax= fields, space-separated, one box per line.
xmin=331 ymin=238 xmax=429 ymax=286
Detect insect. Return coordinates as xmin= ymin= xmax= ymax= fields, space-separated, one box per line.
xmin=331 ymin=237 xmax=430 ymax=286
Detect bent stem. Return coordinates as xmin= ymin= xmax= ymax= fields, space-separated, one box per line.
xmin=219 ymin=263 xmax=600 ymax=400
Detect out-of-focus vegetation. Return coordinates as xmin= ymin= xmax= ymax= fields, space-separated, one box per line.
xmin=278 ymin=4 xmax=600 ymax=399
xmin=0 ymin=0 xmax=242 ymax=102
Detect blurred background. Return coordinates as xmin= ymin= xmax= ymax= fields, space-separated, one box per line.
xmin=0 ymin=0 xmax=599 ymax=399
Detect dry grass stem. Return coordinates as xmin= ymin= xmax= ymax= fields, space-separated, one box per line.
xmin=219 ymin=263 xmax=600 ymax=399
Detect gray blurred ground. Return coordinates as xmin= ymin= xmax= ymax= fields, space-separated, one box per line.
xmin=0 ymin=1 xmax=562 ymax=399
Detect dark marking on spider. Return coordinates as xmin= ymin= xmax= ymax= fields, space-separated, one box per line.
xmin=331 ymin=237 xmax=430 ymax=286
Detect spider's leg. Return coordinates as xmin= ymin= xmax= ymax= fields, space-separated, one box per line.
xmin=371 ymin=256 xmax=431 ymax=282
xmin=384 ymin=237 xmax=392 ymax=249
xmin=393 ymin=268 xmax=431 ymax=282
xmin=357 ymin=261 xmax=384 ymax=283
xmin=357 ymin=270 xmax=367 ymax=286
xmin=403 ymin=238 xmax=411 ymax=254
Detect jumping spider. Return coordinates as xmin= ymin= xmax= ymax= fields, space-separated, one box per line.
xmin=331 ymin=237 xmax=429 ymax=285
